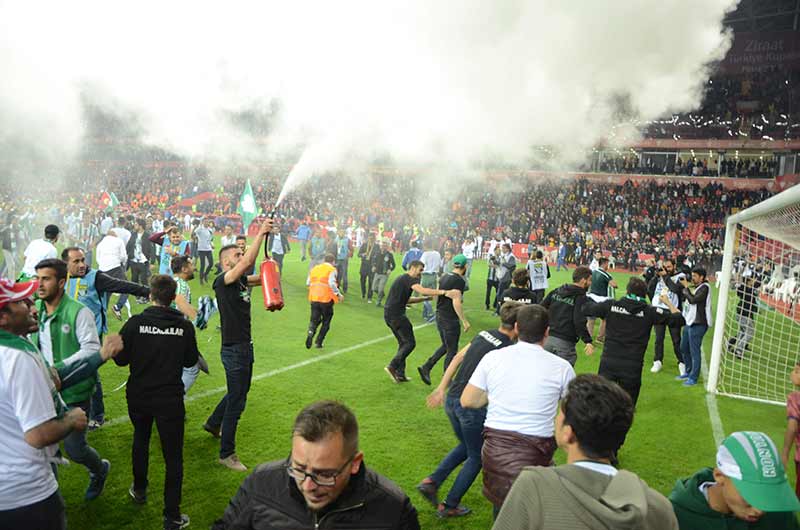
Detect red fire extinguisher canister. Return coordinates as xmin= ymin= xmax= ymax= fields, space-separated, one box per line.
xmin=260 ymin=234 xmax=285 ymax=312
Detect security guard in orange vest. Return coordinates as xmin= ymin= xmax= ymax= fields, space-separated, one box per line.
xmin=306 ymin=253 xmax=344 ymax=349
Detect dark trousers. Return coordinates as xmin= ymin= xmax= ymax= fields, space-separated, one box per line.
xmin=360 ymin=268 xmax=374 ymax=300
xmin=129 ymin=403 xmax=185 ymax=520
xmin=106 ymin=266 xmax=129 ymax=310
xmin=273 ymin=253 xmax=284 ymax=273
xmin=0 ymin=490 xmax=66 ymax=530
xmin=495 ymin=279 xmax=511 ymax=310
xmin=653 ymin=323 xmax=682 ymax=363
xmin=336 ymin=259 xmax=349 ymax=293
xmin=485 ymin=279 xmax=498 ymax=309
xmin=423 ymin=317 xmax=461 ymax=372
xmin=130 ymin=261 xmax=150 ymax=292
xmin=429 ymin=396 xmax=486 ymax=509
xmin=90 ymin=375 xmax=105 ymax=422
xmin=198 ymin=250 xmax=213 ymax=282
xmin=308 ymin=301 xmax=334 ymax=346
xmin=532 ymin=289 xmax=545 ymax=305
xmin=598 ymin=363 xmax=642 ymax=405
xmin=207 ymin=342 xmax=254 ymax=458
xmin=64 ymin=400 xmax=104 ymax=475
xmin=386 ymin=316 xmax=416 ymax=375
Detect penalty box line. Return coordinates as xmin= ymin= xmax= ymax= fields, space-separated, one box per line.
xmin=103 ymin=320 xmax=437 ymax=428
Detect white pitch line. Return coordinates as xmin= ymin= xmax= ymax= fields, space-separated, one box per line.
xmin=103 ymin=320 xmax=436 ymax=428
xmin=700 ymin=348 xmax=725 ymax=446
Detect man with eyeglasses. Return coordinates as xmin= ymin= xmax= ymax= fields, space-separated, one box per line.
xmin=212 ymin=400 xmax=420 ymax=530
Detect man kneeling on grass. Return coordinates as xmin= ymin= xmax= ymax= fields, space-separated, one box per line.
xmin=492 ymin=374 xmax=678 ymax=529
xmin=213 ymin=400 xmax=420 ymax=530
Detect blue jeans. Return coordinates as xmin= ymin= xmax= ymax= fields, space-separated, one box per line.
xmin=680 ymin=324 xmax=708 ymax=383
xmin=63 ymin=400 xmax=104 ymax=475
xmin=206 ymin=343 xmax=254 ymax=458
xmin=428 ymin=395 xmax=486 ymax=508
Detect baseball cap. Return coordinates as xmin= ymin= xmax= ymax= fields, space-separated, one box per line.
xmin=0 ymin=278 xmax=38 ymax=310
xmin=716 ymin=431 xmax=800 ymax=512
xmin=452 ymin=254 xmax=468 ymax=267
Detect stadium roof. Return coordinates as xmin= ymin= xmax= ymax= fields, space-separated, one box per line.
xmin=724 ymin=0 xmax=800 ymax=32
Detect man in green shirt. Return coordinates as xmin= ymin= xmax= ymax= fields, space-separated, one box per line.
xmin=670 ymin=431 xmax=800 ymax=529
xmin=586 ymin=257 xmax=617 ymax=342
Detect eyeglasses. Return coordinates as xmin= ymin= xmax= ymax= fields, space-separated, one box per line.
xmin=286 ymin=454 xmax=355 ymax=487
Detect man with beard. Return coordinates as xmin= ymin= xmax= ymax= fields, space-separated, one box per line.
xmin=170 ymin=256 xmax=210 ymax=394
xmin=151 ymin=227 xmax=191 ymax=276
xmin=32 ymin=259 xmax=111 ymax=501
xmin=646 ymin=258 xmax=685 ymax=374
xmin=61 ymin=246 xmax=150 ymax=429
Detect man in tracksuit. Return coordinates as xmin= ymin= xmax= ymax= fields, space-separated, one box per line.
xmin=583 ymin=277 xmax=684 ymax=406
xmin=541 ymin=266 xmax=595 ymax=366
xmin=61 ymin=246 xmax=150 ymax=429
xmin=115 ymin=275 xmax=200 ymax=530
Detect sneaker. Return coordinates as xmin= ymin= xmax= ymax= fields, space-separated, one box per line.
xmin=88 ymin=419 xmax=105 ymax=431
xmin=675 ymin=374 xmax=690 ymax=380
xmin=367 ymin=299 xmax=373 ymax=304
xmin=305 ymin=334 xmax=313 ymax=349
xmin=397 ymin=374 xmax=411 ymax=383
xmin=85 ymin=459 xmax=111 ymax=500
xmin=314 ymin=343 xmax=323 ymax=349
xmin=678 ymin=362 xmax=686 ymax=376
xmin=219 ymin=454 xmax=247 ymax=472
xmin=425 ymin=315 xmax=437 ymax=323
xmin=417 ymin=365 xmax=432 ymax=386
xmin=203 ymin=423 xmax=221 ymax=438
xmin=112 ymin=307 xmax=122 ymax=321
xmin=129 ymin=484 xmax=147 ymax=504
xmin=436 ymin=503 xmax=471 ymax=518
xmin=163 ymin=514 xmax=190 ymax=530
xmin=385 ymin=365 xmax=401 ymax=383
xmin=650 ymin=360 xmax=662 ymax=373
xmin=416 ymin=480 xmax=439 ymax=507
xmin=683 ymin=379 xmax=698 ymax=387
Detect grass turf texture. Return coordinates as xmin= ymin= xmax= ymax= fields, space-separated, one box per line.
xmin=56 ymin=245 xmax=790 ymax=530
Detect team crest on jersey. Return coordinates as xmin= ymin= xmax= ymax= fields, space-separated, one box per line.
xmin=61 ymin=324 xmax=71 ymax=334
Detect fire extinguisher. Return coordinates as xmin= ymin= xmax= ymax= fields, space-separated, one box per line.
xmin=260 ymin=225 xmax=285 ymax=312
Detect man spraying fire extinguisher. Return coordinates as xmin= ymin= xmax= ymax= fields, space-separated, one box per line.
xmin=305 ymin=253 xmax=344 ymax=350
xmin=203 ymin=216 xmax=274 ymax=472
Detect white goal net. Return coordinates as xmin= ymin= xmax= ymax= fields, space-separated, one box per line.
xmin=708 ymin=185 xmax=800 ymax=406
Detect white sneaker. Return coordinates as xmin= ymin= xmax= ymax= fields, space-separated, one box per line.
xmin=678 ymin=362 xmax=686 ymax=376
xmin=650 ymin=360 xmax=662 ymax=373
xmin=219 ymin=454 xmax=247 ymax=472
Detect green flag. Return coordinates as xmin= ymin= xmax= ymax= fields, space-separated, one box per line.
xmin=100 ymin=191 xmax=119 ymax=211
xmin=238 ymin=179 xmax=257 ymax=233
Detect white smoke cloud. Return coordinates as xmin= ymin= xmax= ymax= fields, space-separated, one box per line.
xmin=0 ymin=0 xmax=736 ymax=198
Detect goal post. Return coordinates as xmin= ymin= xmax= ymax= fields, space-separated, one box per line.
xmin=707 ymin=184 xmax=800 ymax=406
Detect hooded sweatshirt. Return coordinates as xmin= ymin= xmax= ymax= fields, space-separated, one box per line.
xmin=669 ymin=468 xmax=800 ymax=530
xmin=583 ymin=296 xmax=685 ymax=371
xmin=493 ymin=464 xmax=678 ymax=530
xmin=115 ymin=305 xmax=199 ymax=410
xmin=541 ymin=284 xmax=593 ymax=345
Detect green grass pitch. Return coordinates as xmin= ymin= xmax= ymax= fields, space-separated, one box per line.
xmin=56 ymin=248 xmax=791 ymax=529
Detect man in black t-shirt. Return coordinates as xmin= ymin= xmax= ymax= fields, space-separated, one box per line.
xmin=384 ymin=260 xmax=460 ymax=383
xmin=501 ymin=269 xmax=537 ymax=305
xmin=418 ymin=255 xmax=471 ymax=385
xmin=204 ymin=217 xmax=273 ymax=472
xmin=417 ymin=302 xmax=521 ymax=517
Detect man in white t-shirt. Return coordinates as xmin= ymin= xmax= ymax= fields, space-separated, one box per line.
xmin=420 ymin=242 xmax=443 ymax=322
xmin=461 ymin=237 xmax=477 ymax=278
xmin=462 ymin=304 xmax=575 ymax=513
xmin=20 ymin=224 xmax=59 ymax=280
xmin=0 ymin=277 xmax=87 ymax=529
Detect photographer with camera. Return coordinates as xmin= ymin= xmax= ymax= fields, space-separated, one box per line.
xmin=646 ymin=259 xmax=685 ymax=374
xmin=485 ymin=246 xmax=501 ymax=311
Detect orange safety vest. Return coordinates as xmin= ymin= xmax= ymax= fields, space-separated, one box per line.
xmin=308 ymin=263 xmax=338 ymax=304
